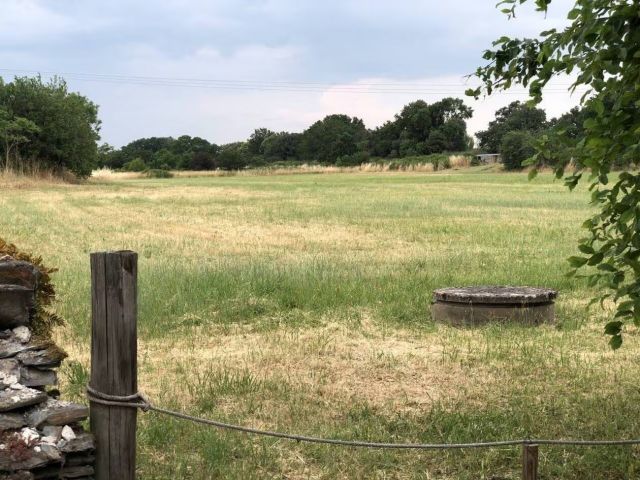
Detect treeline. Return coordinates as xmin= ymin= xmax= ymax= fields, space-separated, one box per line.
xmin=0 ymin=76 xmax=100 ymax=178
xmin=477 ymin=101 xmax=595 ymax=170
xmin=1 ymin=74 xmax=596 ymax=177
xmin=99 ymin=97 xmax=474 ymax=172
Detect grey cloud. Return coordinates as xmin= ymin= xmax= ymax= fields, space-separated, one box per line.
xmin=0 ymin=0 xmax=577 ymax=146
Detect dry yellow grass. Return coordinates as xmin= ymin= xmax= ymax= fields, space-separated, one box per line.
xmin=62 ymin=290 xmax=619 ymax=413
xmin=448 ymin=155 xmax=471 ymax=168
xmin=0 ymin=169 xmax=73 ymax=188
xmin=93 ymin=162 xmax=438 ymax=181
xmin=90 ymin=168 xmax=145 ymax=180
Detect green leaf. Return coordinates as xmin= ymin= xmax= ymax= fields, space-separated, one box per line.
xmin=597 ymin=263 xmax=616 ymax=272
xmin=593 ymin=98 xmax=605 ymax=116
xmin=587 ymin=252 xmax=604 ymax=266
xmin=623 ymin=256 xmax=640 ymax=274
xmin=578 ymin=244 xmax=595 ymax=254
xmin=612 ymin=272 xmax=625 ymax=286
xmin=619 ymin=208 xmax=635 ymax=225
xmin=609 ymin=335 xmax=623 ymax=350
xmin=567 ymin=8 xmax=581 ymax=20
xmin=604 ymin=320 xmax=623 ymax=335
xmin=618 ymin=300 xmax=634 ymax=310
xmin=568 ymin=256 xmax=589 ymax=268
xmin=528 ymin=168 xmax=538 ymax=180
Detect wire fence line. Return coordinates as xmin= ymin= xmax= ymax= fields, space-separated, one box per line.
xmin=86 ymin=385 xmax=640 ymax=450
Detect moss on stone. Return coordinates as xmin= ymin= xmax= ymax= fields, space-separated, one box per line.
xmin=0 ymin=238 xmax=65 ymax=342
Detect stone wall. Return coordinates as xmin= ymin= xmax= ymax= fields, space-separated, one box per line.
xmin=0 ymin=258 xmax=94 ymax=480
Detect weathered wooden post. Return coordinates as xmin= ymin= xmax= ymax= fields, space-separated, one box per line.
xmin=522 ymin=443 xmax=539 ymax=480
xmin=90 ymin=251 xmax=138 ymax=480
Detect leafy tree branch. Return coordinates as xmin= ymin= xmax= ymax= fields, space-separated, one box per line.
xmin=468 ymin=0 xmax=640 ymax=348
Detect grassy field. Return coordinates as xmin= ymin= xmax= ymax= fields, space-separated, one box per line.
xmin=2 ymin=168 xmax=640 ymax=479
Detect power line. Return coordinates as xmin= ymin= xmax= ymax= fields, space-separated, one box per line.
xmin=0 ymin=68 xmax=584 ymax=95
xmin=0 ymin=68 xmax=578 ymax=87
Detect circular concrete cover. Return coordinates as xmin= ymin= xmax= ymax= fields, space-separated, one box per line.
xmin=433 ymin=286 xmax=557 ymax=305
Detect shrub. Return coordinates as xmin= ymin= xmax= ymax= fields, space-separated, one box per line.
xmin=145 ymin=168 xmax=173 ymax=178
xmin=217 ymin=143 xmax=250 ymax=170
xmin=500 ymin=131 xmax=535 ymax=171
xmin=122 ymin=157 xmax=147 ymax=172
xmin=336 ymin=151 xmax=370 ymax=167
xmin=470 ymin=155 xmax=482 ymax=166
xmin=435 ymin=155 xmax=451 ymax=170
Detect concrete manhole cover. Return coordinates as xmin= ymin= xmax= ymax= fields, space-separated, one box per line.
xmin=431 ymin=286 xmax=558 ymax=325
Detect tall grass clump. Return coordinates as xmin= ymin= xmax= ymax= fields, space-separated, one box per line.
xmin=449 ymin=155 xmax=471 ymax=168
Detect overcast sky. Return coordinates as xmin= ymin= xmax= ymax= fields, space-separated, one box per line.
xmin=0 ymin=0 xmax=582 ymax=147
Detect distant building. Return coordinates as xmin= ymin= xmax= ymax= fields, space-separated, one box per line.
xmin=475 ymin=153 xmax=501 ymax=164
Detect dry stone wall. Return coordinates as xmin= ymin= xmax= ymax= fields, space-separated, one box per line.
xmin=0 ymin=258 xmax=94 ymax=480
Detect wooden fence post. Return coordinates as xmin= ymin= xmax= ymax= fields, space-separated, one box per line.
xmin=522 ymin=443 xmax=539 ymax=480
xmin=90 ymin=251 xmax=138 ymax=480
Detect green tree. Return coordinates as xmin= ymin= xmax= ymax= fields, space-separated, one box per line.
xmin=96 ymin=143 xmax=115 ymax=169
xmin=540 ymin=105 xmax=596 ymax=170
xmin=0 ymin=107 xmax=40 ymax=171
xmin=261 ymin=132 xmax=300 ymax=161
xmin=186 ymin=151 xmax=216 ymax=170
xmin=0 ymin=76 xmax=100 ymax=178
xmin=102 ymin=135 xmax=221 ymax=171
xmin=150 ymin=149 xmax=180 ymax=170
xmin=428 ymin=97 xmax=474 ymax=125
xmin=549 ymin=106 xmax=592 ymax=141
xmin=170 ymin=135 xmax=217 ymax=170
xmin=119 ymin=137 xmax=173 ymax=165
xmin=425 ymin=130 xmax=448 ymax=154
xmin=439 ymin=118 xmax=470 ymax=151
xmin=247 ymin=128 xmax=275 ymax=155
xmin=396 ymin=100 xmax=434 ymax=144
xmin=299 ymin=114 xmax=368 ymax=163
xmin=372 ymin=98 xmax=472 ymax=158
xmin=500 ymin=131 xmax=535 ymax=171
xmin=469 ymin=0 xmax=640 ymax=347
xmin=217 ymin=142 xmax=250 ymax=170
xmin=370 ymin=120 xmax=400 ymax=157
xmin=476 ymin=101 xmax=547 ymax=153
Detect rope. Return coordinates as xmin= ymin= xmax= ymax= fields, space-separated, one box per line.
xmin=148 ymin=404 xmax=522 ymax=449
xmin=86 ymin=385 xmax=151 ymax=412
xmin=86 ymin=386 xmax=640 ymax=450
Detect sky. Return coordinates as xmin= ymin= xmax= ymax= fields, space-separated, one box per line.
xmin=0 ymin=0 xmax=582 ymax=148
